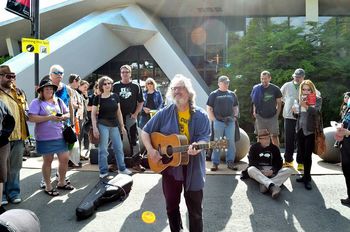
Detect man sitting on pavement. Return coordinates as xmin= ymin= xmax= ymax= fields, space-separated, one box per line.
xmin=242 ymin=129 xmax=293 ymax=199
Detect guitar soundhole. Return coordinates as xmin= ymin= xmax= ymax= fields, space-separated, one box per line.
xmin=161 ymin=145 xmax=173 ymax=164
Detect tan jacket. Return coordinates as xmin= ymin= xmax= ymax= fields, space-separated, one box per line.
xmin=0 ymin=88 xmax=29 ymax=141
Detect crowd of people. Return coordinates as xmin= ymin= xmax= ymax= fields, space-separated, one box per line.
xmin=0 ymin=63 xmax=349 ymax=231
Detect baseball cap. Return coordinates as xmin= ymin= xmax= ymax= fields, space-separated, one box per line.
xmin=293 ymin=68 xmax=305 ymax=77
xmin=218 ymin=76 xmax=230 ymax=83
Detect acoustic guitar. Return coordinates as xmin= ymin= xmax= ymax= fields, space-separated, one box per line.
xmin=148 ymin=132 xmax=228 ymax=173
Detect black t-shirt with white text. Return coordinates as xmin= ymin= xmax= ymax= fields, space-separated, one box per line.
xmin=248 ymin=143 xmax=282 ymax=173
xmin=113 ymin=81 xmax=144 ymax=117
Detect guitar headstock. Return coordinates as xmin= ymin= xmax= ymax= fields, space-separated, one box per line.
xmin=209 ymin=138 xmax=228 ymax=150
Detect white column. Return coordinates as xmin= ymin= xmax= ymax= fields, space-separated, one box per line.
xmin=6 ymin=38 xmax=20 ymax=56
xmin=305 ymin=0 xmax=319 ymax=22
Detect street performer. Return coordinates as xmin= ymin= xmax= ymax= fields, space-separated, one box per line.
xmin=141 ymin=74 xmax=210 ymax=232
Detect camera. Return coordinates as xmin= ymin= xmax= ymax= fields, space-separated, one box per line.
xmin=56 ymin=112 xmax=63 ymax=117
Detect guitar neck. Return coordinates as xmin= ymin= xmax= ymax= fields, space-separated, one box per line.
xmin=173 ymin=143 xmax=210 ymax=153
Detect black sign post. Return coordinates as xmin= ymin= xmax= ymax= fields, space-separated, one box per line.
xmin=32 ymin=0 xmax=39 ymax=96
xmin=5 ymin=0 xmax=39 ymax=97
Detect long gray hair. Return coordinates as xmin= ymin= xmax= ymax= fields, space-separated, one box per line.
xmin=166 ymin=74 xmax=196 ymax=108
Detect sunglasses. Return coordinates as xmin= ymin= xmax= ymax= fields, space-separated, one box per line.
xmin=0 ymin=73 xmax=16 ymax=80
xmin=103 ymin=82 xmax=112 ymax=86
xmin=52 ymin=71 xmax=64 ymax=76
xmin=171 ymin=86 xmax=185 ymax=91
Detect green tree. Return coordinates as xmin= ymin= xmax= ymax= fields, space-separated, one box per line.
xmin=0 ymin=55 xmax=11 ymax=64
xmin=306 ymin=18 xmax=350 ymax=124
xmin=221 ymin=18 xmax=316 ymax=137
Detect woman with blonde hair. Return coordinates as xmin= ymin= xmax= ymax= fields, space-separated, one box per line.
xmin=292 ymin=80 xmax=322 ymax=190
xmin=91 ymin=76 xmax=131 ymax=177
xmin=28 ymin=79 xmax=73 ymax=196
xmin=139 ymin=77 xmax=163 ymax=128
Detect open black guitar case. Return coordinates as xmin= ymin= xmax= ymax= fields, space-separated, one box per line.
xmin=76 ymin=174 xmax=133 ymax=220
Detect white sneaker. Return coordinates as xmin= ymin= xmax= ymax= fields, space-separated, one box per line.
xmin=55 ymin=173 xmax=70 ymax=184
xmin=99 ymin=173 xmax=108 ymax=178
xmin=11 ymin=198 xmax=22 ymax=204
xmin=1 ymin=200 xmax=8 ymax=205
xmin=40 ymin=178 xmax=46 ymax=189
xmin=119 ymin=168 xmax=132 ymax=175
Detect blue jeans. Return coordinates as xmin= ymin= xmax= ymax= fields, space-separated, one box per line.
xmin=211 ymin=119 xmax=236 ymax=165
xmin=3 ymin=140 xmax=24 ymax=201
xmin=98 ymin=124 xmax=126 ymax=175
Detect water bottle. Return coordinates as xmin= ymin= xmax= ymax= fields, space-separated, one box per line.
xmin=293 ymin=99 xmax=299 ymax=114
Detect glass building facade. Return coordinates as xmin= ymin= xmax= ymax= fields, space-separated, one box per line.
xmin=91 ymin=15 xmax=349 ymax=94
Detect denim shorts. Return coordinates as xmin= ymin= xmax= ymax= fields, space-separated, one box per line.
xmin=36 ymin=138 xmax=68 ymax=155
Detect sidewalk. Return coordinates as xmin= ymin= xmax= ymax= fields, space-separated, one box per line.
xmin=5 ymin=154 xmax=350 ymax=232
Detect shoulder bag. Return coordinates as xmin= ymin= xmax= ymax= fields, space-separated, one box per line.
xmin=313 ymin=111 xmax=326 ymax=155
xmin=58 ymin=99 xmax=77 ymax=144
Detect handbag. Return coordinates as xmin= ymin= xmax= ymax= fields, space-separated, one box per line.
xmin=313 ymin=111 xmax=326 ymax=155
xmin=63 ymin=125 xmax=77 ymax=144
xmin=88 ymin=127 xmax=99 ymax=145
xmin=57 ymin=99 xmax=77 ymax=144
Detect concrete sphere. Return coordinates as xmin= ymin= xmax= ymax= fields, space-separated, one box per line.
xmin=220 ymin=128 xmax=250 ymax=162
xmin=122 ymin=127 xmax=144 ymax=156
xmin=318 ymin=127 xmax=341 ymax=163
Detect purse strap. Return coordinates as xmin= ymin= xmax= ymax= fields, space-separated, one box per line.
xmin=57 ymin=98 xmax=69 ymax=127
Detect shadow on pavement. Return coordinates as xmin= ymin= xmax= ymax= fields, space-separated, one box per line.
xmin=203 ymin=176 xmax=237 ymax=231
xmin=119 ymin=178 xmax=167 ymax=232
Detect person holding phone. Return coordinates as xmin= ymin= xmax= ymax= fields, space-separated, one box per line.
xmin=28 ymin=79 xmax=73 ymax=196
xmin=292 ymin=80 xmax=322 ymax=190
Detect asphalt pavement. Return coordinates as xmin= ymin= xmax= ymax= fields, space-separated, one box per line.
xmin=4 ymin=158 xmax=350 ymax=232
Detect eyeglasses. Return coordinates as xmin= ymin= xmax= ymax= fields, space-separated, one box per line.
xmin=103 ymin=82 xmax=112 ymax=86
xmin=302 ymin=88 xmax=311 ymax=91
xmin=258 ymin=136 xmax=270 ymax=140
xmin=0 ymin=73 xmax=16 ymax=80
xmin=52 ymin=71 xmax=64 ymax=76
xmin=171 ymin=86 xmax=185 ymax=91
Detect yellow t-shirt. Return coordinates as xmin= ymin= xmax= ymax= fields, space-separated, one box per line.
xmin=178 ymin=108 xmax=190 ymax=141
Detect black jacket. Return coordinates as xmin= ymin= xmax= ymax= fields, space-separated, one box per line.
xmin=241 ymin=142 xmax=282 ymax=179
xmin=0 ymin=101 xmax=15 ymax=147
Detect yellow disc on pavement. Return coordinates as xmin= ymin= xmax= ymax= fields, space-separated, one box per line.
xmin=142 ymin=211 xmax=156 ymax=224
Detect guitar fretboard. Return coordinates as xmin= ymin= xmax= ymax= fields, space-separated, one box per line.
xmin=172 ymin=143 xmax=210 ymax=153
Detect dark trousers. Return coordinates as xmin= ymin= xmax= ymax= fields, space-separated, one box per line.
xmin=297 ymin=129 xmax=315 ymax=181
xmin=80 ymin=121 xmax=90 ymax=150
xmin=284 ymin=119 xmax=303 ymax=163
xmin=341 ymin=137 xmax=350 ymax=198
xmin=162 ymin=174 xmax=203 ymax=232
